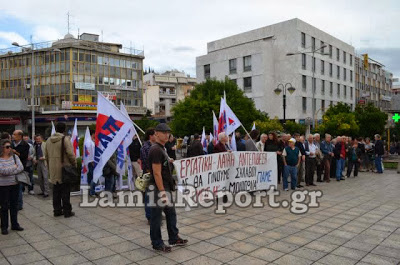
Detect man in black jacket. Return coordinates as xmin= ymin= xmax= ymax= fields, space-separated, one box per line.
xmin=374 ymin=134 xmax=384 ymax=173
xmin=187 ymin=134 xmax=204 ymax=157
xmin=294 ymin=133 xmax=305 ymax=188
xmin=11 ymin=130 xmax=30 ymax=210
xmin=129 ymin=135 xmax=142 ymax=189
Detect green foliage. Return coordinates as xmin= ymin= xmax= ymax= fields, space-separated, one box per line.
xmin=78 ymin=137 xmax=84 ymax=157
xmin=254 ymin=118 xmax=283 ymax=134
xmin=134 ymin=116 xmax=159 ymax=133
xmin=355 ymin=103 xmax=387 ymax=137
xmin=316 ymin=102 xmax=359 ymax=137
xmin=284 ymin=121 xmax=306 ymax=135
xmin=170 ymin=78 xmax=268 ymax=137
xmin=89 ymin=124 xmax=96 ymax=132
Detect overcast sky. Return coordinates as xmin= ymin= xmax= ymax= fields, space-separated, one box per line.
xmin=0 ymin=0 xmax=399 ymax=78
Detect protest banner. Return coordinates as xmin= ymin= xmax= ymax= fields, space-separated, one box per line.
xmin=173 ymin=151 xmax=277 ymax=196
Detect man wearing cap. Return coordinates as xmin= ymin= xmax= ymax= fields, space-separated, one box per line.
xmin=148 ymin=123 xmax=187 ymax=252
xmin=282 ymin=138 xmax=301 ymax=191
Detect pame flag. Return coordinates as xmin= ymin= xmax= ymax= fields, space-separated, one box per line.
xmin=218 ymin=98 xmax=227 ymax=134
xmin=223 ymin=100 xmax=241 ymax=135
xmin=93 ymin=92 xmax=133 ymax=183
xmin=81 ymin=126 xmax=94 ymax=185
xmin=71 ymin=118 xmax=80 ymax=158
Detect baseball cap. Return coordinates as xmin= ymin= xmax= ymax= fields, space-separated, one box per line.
xmin=154 ymin=123 xmax=171 ymax=132
xmin=288 ymin=138 xmax=296 ymax=143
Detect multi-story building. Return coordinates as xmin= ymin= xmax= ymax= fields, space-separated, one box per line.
xmin=355 ymin=55 xmax=393 ymax=110
xmin=143 ymin=70 xmax=196 ymax=119
xmin=196 ymin=18 xmax=355 ymax=125
xmin=0 ymin=33 xmax=145 ymax=135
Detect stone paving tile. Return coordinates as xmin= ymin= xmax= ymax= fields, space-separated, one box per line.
xmin=108 ymin=241 xmax=142 ymax=253
xmin=69 ymin=240 xmax=103 ymax=252
xmin=186 ymin=241 xmax=221 ymax=255
xmin=361 ymin=253 xmax=399 ymax=265
xmin=317 ymin=253 xmax=358 ymax=265
xmin=39 ymin=245 xmax=75 ymax=259
xmin=120 ymin=248 xmax=158 ymax=262
xmin=80 ymin=246 xmax=116 ymax=261
xmin=227 ymin=255 xmax=267 ymax=265
xmin=267 ymin=241 xmax=301 ymax=253
xmin=248 ymin=247 xmax=285 ymax=262
xmin=1 ymin=244 xmax=36 ymax=257
xmin=49 ymin=253 xmax=88 ymax=265
xmin=205 ymin=248 xmax=242 ymax=262
xmin=184 ymin=255 xmax=222 ymax=265
xmin=291 ymin=247 xmax=327 ymax=261
xmin=0 ymin=258 xmax=9 ymax=265
xmin=206 ymin=235 xmax=237 ymax=247
xmin=331 ymin=246 xmax=368 ymax=260
xmin=6 ymin=251 xmax=45 ymax=265
xmin=371 ymin=245 xmax=400 ymax=259
xmin=136 ymin=255 xmax=177 ymax=265
xmin=273 ymin=254 xmax=314 ymax=265
xmin=93 ymin=254 xmax=131 ymax=265
xmin=244 ymin=234 xmax=276 ymax=246
xmin=160 ymin=248 xmax=200 ymax=263
xmin=225 ymin=241 xmax=260 ymax=254
xmin=305 ymin=240 xmax=339 ymax=253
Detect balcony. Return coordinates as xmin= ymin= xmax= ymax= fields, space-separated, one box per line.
xmin=159 ymin=91 xmax=176 ymax=98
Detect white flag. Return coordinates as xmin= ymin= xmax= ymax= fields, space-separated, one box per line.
xmin=51 ymin=121 xmax=56 ymax=135
xmin=223 ymin=99 xmax=242 ymax=135
xmin=252 ymin=122 xmax=256 ymax=131
xmin=209 ymin=133 xmax=214 ymax=144
xmin=81 ymin=127 xmax=94 ymax=185
xmin=212 ymin=111 xmax=218 ymax=142
xmin=201 ymin=127 xmax=207 ymax=154
xmin=93 ymin=92 xmax=134 ymax=183
xmin=230 ymin=132 xmax=237 ymax=151
xmin=71 ymin=118 xmax=80 ymax=158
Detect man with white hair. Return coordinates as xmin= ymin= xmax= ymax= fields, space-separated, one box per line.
xmin=256 ymin=134 xmax=267 ymax=152
xmin=305 ymin=134 xmax=317 ymax=186
xmin=213 ymin=132 xmax=230 ymax=153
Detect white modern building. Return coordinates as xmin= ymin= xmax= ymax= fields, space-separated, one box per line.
xmin=196 ymin=18 xmax=355 ymax=125
xmin=143 ymin=70 xmax=196 ymax=118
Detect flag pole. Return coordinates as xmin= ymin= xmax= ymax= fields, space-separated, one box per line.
xmin=240 ymin=124 xmax=257 ymax=149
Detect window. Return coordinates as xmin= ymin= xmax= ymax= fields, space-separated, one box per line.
xmin=243 ymin=77 xmax=252 ymax=92
xmin=302 ymin=75 xmax=307 ymax=91
xmin=302 ymin=54 xmax=306 ymax=70
xmin=321 ymin=41 xmax=325 ymax=53
xmin=321 ymin=80 xmax=325 ymax=95
xmin=336 ymin=48 xmax=340 ymax=61
xmin=302 ymin=97 xmax=307 ymax=112
xmin=243 ymin=56 xmax=251 ymax=72
xmin=330 ymin=82 xmax=333 ymax=96
xmin=350 ymin=54 xmax=353 ymax=66
xmin=350 ymin=87 xmax=353 ymax=99
xmin=343 ymin=68 xmax=346 ymax=81
xmin=322 ymin=100 xmax=325 ymax=112
xmin=321 ymin=60 xmax=325 ymax=75
xmin=204 ymin=64 xmax=210 ymax=79
xmin=229 ymin=59 xmax=237 ymax=74
xmin=350 ymin=70 xmax=353 ymax=82
xmin=343 ymin=51 xmax=346 ymax=64
xmin=313 ymin=99 xmax=316 ymax=113
xmin=329 ymin=63 xmax=333 ymax=77
xmin=337 ymin=84 xmax=340 ymax=97
xmin=329 ymin=45 xmax=333 ymax=58
xmin=312 ymin=57 xmax=316 ymax=72
xmin=337 ymin=65 xmax=340 ymax=79
xmin=344 ymin=85 xmax=347 ymax=98
xmin=312 ymin=37 xmax=315 ymax=50
xmin=312 ymin=77 xmax=316 ymax=94
xmin=301 ymin=32 xmax=306 ymax=48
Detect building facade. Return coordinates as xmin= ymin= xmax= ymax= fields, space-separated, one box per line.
xmin=0 ymin=33 xmax=145 ymax=135
xmin=355 ymin=55 xmax=393 ymax=110
xmin=196 ymin=18 xmax=355 ymax=125
xmin=143 ymin=70 xmax=196 ymax=118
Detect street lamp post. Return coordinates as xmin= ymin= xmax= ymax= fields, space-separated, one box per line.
xmin=274 ymin=83 xmax=296 ymax=124
xmin=287 ymin=45 xmax=329 ymax=130
xmin=12 ymin=41 xmax=61 ymax=140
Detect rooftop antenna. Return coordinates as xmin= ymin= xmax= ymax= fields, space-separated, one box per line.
xmin=67 ymin=11 xmax=71 ymax=34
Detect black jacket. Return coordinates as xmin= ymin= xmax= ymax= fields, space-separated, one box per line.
xmin=374 ymin=140 xmax=384 ymax=156
xmin=128 ymin=138 xmax=141 ymax=162
xmin=295 ymin=141 xmax=306 ymax=156
xmin=334 ymin=142 xmax=344 ymax=159
xmin=188 ymin=140 xmax=204 ymax=157
xmin=12 ymin=140 xmax=30 ymax=169
xmin=165 ymin=140 xmax=177 ymax=160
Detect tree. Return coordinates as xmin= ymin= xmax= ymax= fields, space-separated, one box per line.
xmin=170 ymin=78 xmax=268 ymax=137
xmin=254 ymin=118 xmax=283 ymax=134
xmin=135 ymin=116 xmax=159 ymax=133
xmin=316 ymin=102 xmax=359 ymax=137
xmin=355 ymin=103 xmax=387 ymax=137
xmin=284 ymin=121 xmax=306 ymax=135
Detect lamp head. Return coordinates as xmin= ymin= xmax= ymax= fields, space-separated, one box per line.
xmin=12 ymin=42 xmax=20 ymax=47
xmin=274 ymin=87 xmax=282 ymax=95
xmin=288 ymin=86 xmax=296 ymax=94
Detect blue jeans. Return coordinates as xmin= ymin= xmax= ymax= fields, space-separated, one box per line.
xmin=375 ymin=155 xmax=383 ymax=173
xmin=104 ymin=175 xmax=115 ymax=192
xmin=149 ymin=189 xmax=179 ymax=247
xmin=87 ymin=163 xmax=96 ymax=195
xmin=283 ymin=165 xmax=297 ymax=190
xmin=336 ymin=158 xmax=345 ymax=180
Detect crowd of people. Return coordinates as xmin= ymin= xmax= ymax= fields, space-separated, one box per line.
xmin=184 ymin=130 xmax=386 ymax=191
xmin=0 ymin=123 xmax=387 ymax=252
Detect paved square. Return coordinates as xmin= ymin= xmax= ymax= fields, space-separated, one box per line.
xmin=0 ymin=171 xmax=399 ymax=264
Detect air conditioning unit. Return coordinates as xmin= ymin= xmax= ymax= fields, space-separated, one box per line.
xmin=25 ymin=84 xmax=31 ymax=89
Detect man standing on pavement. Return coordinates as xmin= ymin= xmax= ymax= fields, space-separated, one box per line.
xmin=320 ymin=134 xmax=334 ymax=182
xmin=148 ymin=123 xmax=187 ymax=252
xmin=334 ymin=136 xmax=346 ymax=181
xmin=129 ymin=134 xmax=142 ymax=188
xmin=305 ymin=134 xmax=317 ymax=186
xmin=187 ymin=134 xmax=204 ymax=157
xmin=314 ymin=133 xmax=324 ymax=182
xmin=11 ymin=130 xmax=30 ymax=210
xmin=256 ymin=133 xmax=267 ymax=152
xmin=294 ymin=134 xmax=305 ymax=188
xmin=374 ymin=134 xmax=384 ymax=174
xmin=44 ymin=123 xmax=77 ymax=217
xmin=33 ymin=134 xmax=49 ymax=197
xmin=282 ymin=138 xmax=301 ymax=191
